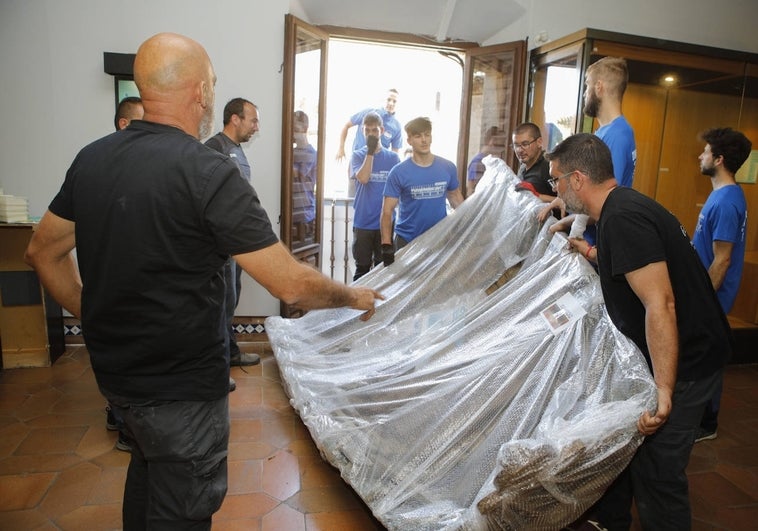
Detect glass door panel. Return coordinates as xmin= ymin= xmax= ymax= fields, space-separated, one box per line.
xmin=460 ymin=41 xmax=526 ymax=196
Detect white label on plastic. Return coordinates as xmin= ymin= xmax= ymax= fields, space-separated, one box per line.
xmin=540 ymin=292 xmax=587 ymax=335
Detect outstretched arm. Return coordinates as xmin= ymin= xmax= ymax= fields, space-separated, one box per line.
xmin=234 ymin=242 xmax=383 ymax=321
xmin=335 ymin=120 xmax=353 ymax=161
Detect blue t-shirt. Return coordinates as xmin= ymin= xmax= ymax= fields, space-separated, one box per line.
xmin=595 ymin=116 xmax=636 ymax=188
xmin=350 ymin=108 xmax=402 ymax=152
xmin=584 ymin=115 xmax=637 ymax=245
xmin=692 ymin=184 xmax=747 ymax=313
xmin=467 ymin=152 xmax=486 ymax=182
xmin=383 ymin=156 xmax=459 ymax=243
xmin=293 ymin=144 xmax=317 ymax=223
xmin=351 ymin=147 xmax=401 ymax=230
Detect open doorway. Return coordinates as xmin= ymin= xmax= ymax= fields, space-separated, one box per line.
xmin=280 ymin=15 xmax=526 ymax=315
xmin=322 ymin=39 xmax=465 ymax=282
xmin=325 ymin=40 xmax=464 ymax=196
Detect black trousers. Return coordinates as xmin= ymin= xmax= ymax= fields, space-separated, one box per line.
xmin=594 ymin=369 xmax=722 ymax=530
xmin=110 ymin=395 xmax=229 ymax=530
xmin=352 ymin=228 xmax=383 ymax=281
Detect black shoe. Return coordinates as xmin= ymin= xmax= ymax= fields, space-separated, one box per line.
xmin=105 ymin=405 xmax=118 ymax=431
xmin=115 ymin=432 xmax=132 ymax=452
xmin=230 ymin=352 xmax=260 ymax=366
xmin=229 ymin=377 xmax=237 ymax=392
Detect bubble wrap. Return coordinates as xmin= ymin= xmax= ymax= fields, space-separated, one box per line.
xmin=266 ymin=157 xmax=657 ymax=530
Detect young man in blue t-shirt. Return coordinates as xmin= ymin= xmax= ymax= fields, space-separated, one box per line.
xmin=380 ymin=116 xmax=464 ymax=266
xmin=350 ymin=112 xmax=400 ymax=280
xmin=692 ymin=126 xmax=751 ymax=442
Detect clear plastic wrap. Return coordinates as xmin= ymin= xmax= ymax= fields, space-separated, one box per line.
xmin=266 ymin=157 xmax=657 ymax=530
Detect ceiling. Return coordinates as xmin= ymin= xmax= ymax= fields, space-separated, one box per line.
xmin=295 ymin=0 xmax=525 ymax=44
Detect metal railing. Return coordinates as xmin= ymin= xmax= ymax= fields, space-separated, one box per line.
xmin=322 ymin=196 xmax=354 ymax=283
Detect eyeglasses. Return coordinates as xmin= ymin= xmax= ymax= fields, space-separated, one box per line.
xmin=548 ymin=171 xmax=576 ymax=189
xmin=511 ymin=138 xmax=540 ymax=150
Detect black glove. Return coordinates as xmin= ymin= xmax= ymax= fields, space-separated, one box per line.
xmin=381 ymin=244 xmax=395 ymax=267
xmin=366 ymin=135 xmax=379 ymax=155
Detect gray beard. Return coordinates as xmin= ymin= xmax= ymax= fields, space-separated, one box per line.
xmin=562 ymin=188 xmax=588 ymax=216
xmin=199 ymin=107 xmax=214 ymax=140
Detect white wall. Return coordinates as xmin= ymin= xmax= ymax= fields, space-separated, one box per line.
xmin=485 ymin=0 xmax=758 ymax=53
xmin=1 ymin=0 xmax=756 ymax=317
xmin=0 ymin=0 xmax=289 ymax=316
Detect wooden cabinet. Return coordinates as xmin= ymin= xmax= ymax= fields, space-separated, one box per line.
xmin=730 ymin=251 xmax=758 ymax=325
xmin=0 ymin=224 xmax=64 ymax=368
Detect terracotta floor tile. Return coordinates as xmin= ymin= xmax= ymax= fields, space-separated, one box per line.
xmin=212 ymin=518 xmax=262 ymax=531
xmin=305 ymin=509 xmax=385 ymax=531
xmin=52 ymin=503 xmax=122 ymax=531
xmin=229 ymin=386 xmax=263 ymax=410
xmin=0 ymin=472 xmax=56 ymax=510
xmin=286 ymin=438 xmax=323 ymax=459
xmin=299 ymin=456 xmax=344 ymax=489
xmin=288 ymin=485 xmax=366 ymax=514
xmin=0 ymin=421 xmax=29 ymax=459
xmin=228 ymin=459 xmax=262 ymax=495
xmin=0 ymin=346 xmax=754 ymax=530
xmin=86 ymin=466 xmax=126 ymax=505
xmin=0 ymin=454 xmax=82 ymax=475
xmin=49 ymin=391 xmax=108 ymax=414
xmin=228 ymin=441 xmax=276 ymax=461
xmin=39 ymin=461 xmax=102 ymax=519
xmin=229 ymin=418 xmax=263 ymax=443
xmin=714 ymin=462 xmax=758 ymax=501
xmin=15 ymin=426 xmax=87 ymax=456
xmin=259 ymin=417 xmax=299 ymax=449
xmin=708 ymin=503 xmax=758 ymax=530
xmin=215 ymin=492 xmax=278 ymax=520
xmin=14 ymin=388 xmax=63 ymax=422
xmin=261 ymin=502 xmax=306 ymax=531
xmin=262 ymin=450 xmax=301 ymax=501
xmin=0 ymin=508 xmax=53 ymax=530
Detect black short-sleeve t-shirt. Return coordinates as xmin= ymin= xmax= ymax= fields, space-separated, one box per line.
xmin=596 ymin=187 xmax=730 ymax=381
xmin=49 ymin=121 xmax=279 ymax=401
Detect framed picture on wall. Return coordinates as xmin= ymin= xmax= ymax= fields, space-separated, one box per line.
xmin=736 ymin=150 xmax=758 ymax=184
xmin=115 ymin=75 xmax=139 ymax=109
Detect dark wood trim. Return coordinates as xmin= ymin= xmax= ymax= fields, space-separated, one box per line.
xmin=533 ymin=28 xmax=758 ymax=63
xmin=318 ymin=25 xmax=478 ymax=51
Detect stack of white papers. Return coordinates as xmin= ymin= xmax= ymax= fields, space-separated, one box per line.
xmin=0 ymin=195 xmax=29 ymax=223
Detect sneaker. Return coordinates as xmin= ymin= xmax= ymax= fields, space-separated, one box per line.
xmin=229 ymin=377 xmax=237 ymax=392
xmin=695 ymin=427 xmax=717 ymax=443
xmin=115 ymin=432 xmax=132 ymax=452
xmin=230 ymin=352 xmax=260 ymax=367
xmin=105 ymin=405 xmax=119 ymax=431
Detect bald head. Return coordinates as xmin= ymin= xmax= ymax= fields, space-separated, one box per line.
xmin=133 ymin=32 xmax=216 ymax=138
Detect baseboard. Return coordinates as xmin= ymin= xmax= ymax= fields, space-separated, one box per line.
xmin=64 ymin=316 xmax=270 ymax=345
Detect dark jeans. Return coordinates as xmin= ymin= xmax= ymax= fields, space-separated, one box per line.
xmin=110 ymin=396 xmax=229 ymax=530
xmin=594 ymin=369 xmax=722 ymax=530
xmin=224 ymin=258 xmax=242 ymax=356
xmin=700 ymin=375 xmax=723 ymax=432
xmin=352 ymin=228 xmax=383 ymax=281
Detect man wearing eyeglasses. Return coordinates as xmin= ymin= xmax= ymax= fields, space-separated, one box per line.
xmin=546 ymin=133 xmax=730 ymax=531
xmin=511 ymin=122 xmax=555 ymax=202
